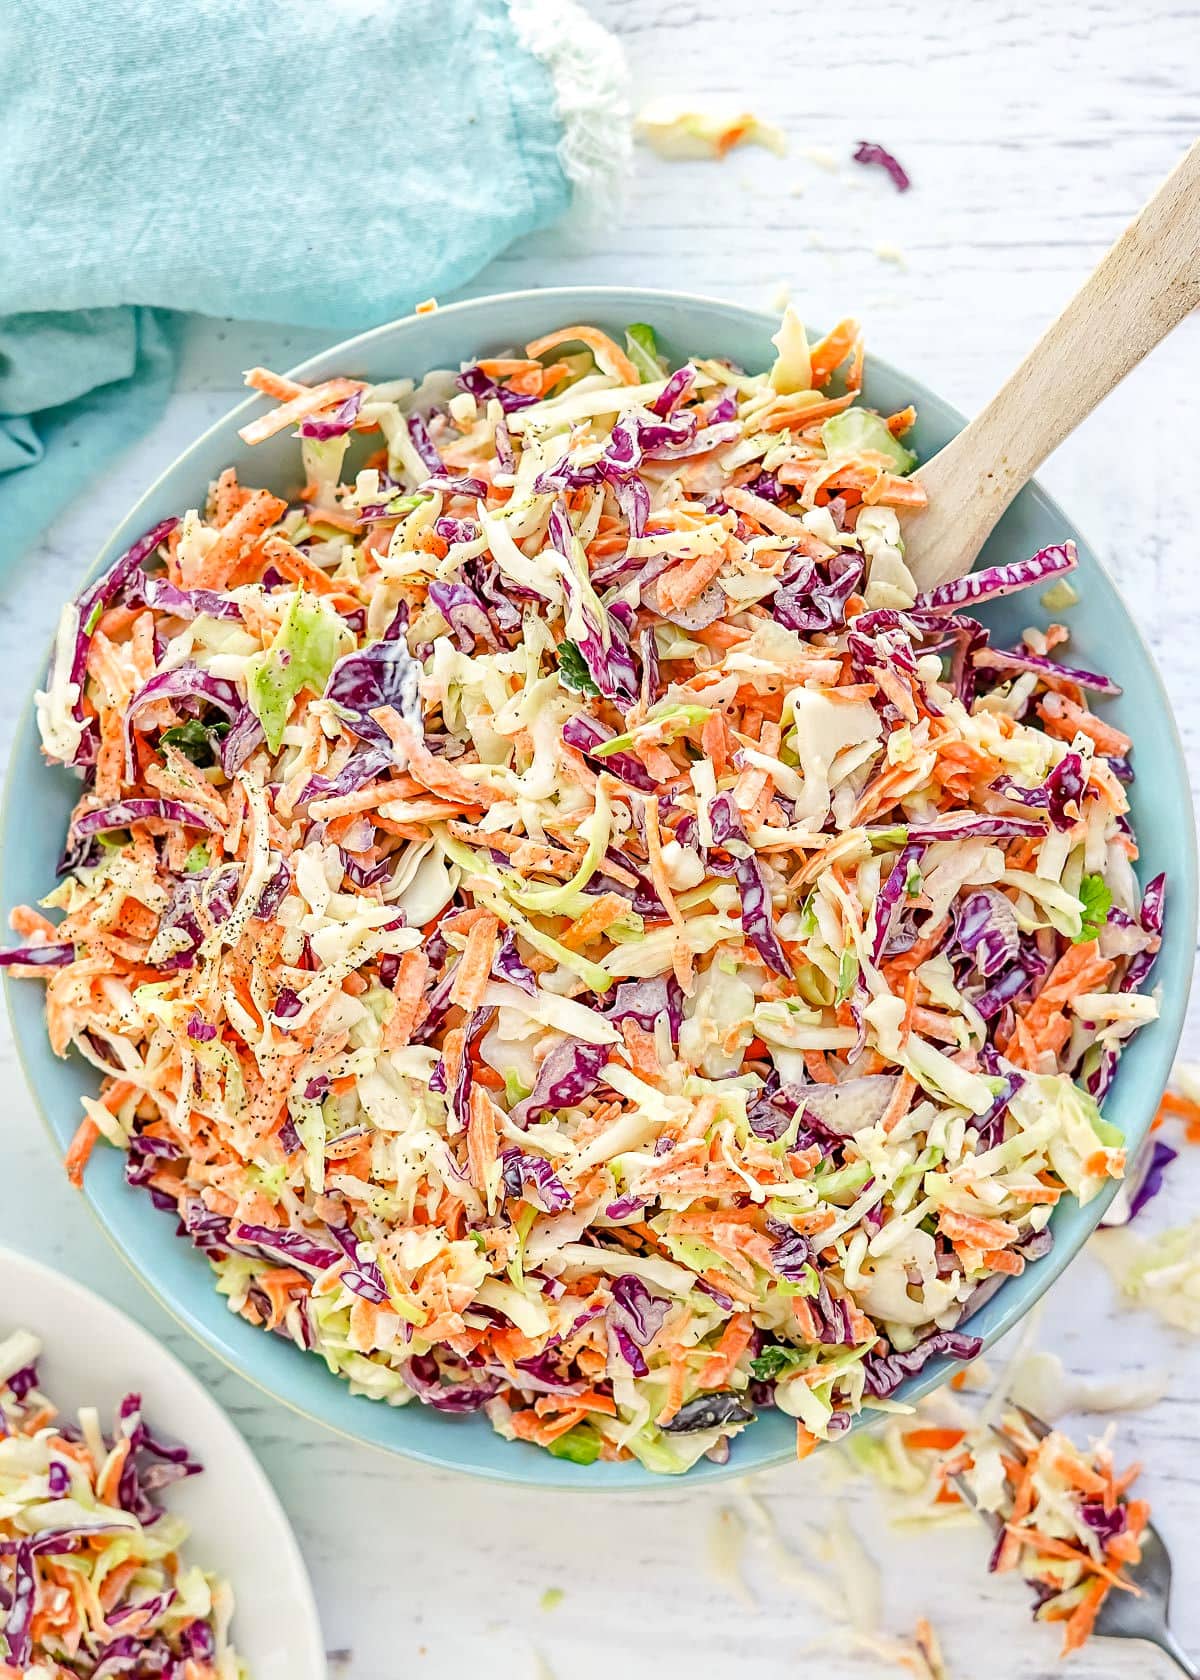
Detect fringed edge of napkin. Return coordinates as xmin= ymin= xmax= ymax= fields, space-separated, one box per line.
xmin=509 ymin=0 xmax=632 ymax=226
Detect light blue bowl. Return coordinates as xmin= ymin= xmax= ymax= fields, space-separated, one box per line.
xmin=4 ymin=288 xmax=1195 ymax=1486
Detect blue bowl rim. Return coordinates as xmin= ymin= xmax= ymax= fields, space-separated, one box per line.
xmin=4 ymin=284 xmax=1195 ymax=1488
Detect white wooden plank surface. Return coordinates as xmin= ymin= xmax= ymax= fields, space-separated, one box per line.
xmin=2 ymin=1 xmax=1199 ymax=1675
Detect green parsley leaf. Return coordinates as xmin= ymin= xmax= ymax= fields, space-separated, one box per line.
xmin=750 ymin=1344 xmax=806 ymax=1381
xmin=557 ymin=640 xmax=601 ymax=697
xmin=1074 ymin=873 xmax=1113 ymax=944
xmin=159 ymin=717 xmax=230 ymax=766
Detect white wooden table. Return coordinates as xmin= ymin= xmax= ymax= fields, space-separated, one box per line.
xmin=3 ymin=1 xmax=1199 ymax=1674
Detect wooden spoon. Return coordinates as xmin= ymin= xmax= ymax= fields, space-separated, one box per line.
xmin=903 ymin=140 xmax=1200 ymax=592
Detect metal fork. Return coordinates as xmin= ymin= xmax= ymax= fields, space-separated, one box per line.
xmin=950 ymin=1403 xmax=1198 ymax=1677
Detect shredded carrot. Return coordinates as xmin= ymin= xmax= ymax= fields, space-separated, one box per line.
xmin=559 ymin=893 xmax=630 ymax=950
xmin=802 ymin=1050 xmax=837 ymax=1085
xmin=383 ymin=951 xmax=430 ymax=1049
xmin=903 ymin=1428 xmax=966 ymax=1452
xmin=524 ymin=325 xmax=641 ymax=385
xmin=449 ymin=912 xmax=499 ymax=1009
xmin=1158 ymin=1089 xmax=1200 ymax=1127
xmin=261 ymin=534 xmax=343 ymax=596
xmin=371 ymin=708 xmax=501 ymax=808
xmin=237 ymin=377 xmax=364 ymax=448
xmin=95 ymin=1437 xmax=132 ymax=1505
xmin=466 ymin=1086 xmax=502 ymax=1197
xmin=655 ymin=541 xmax=730 ymax=614
xmin=1059 ymin=1576 xmax=1109 ymax=1655
xmin=1045 ymin=1448 xmax=1107 ymax=1499
xmin=1038 ymin=694 xmax=1132 ymax=756
xmin=939 ymin=1208 xmax=1019 ymax=1251
xmin=765 ymin=392 xmax=857 ymax=431
xmin=795 ymin=1424 xmax=820 ymax=1460
xmin=64 ymin=1117 xmax=100 ymax=1189
xmin=243 ymin=367 xmax=308 ymax=402
xmin=809 ymin=318 xmax=861 ymax=386
xmin=1006 ymin=1526 xmax=1137 ymax=1592
xmin=881 ymin=1071 xmax=917 ymax=1134
xmin=9 ymin=906 xmax=58 ymax=940
xmin=697 ymin=1312 xmax=753 ymax=1389
xmin=188 ymin=490 xmax=289 ymax=589
xmin=886 ymin=406 xmax=917 ymax=436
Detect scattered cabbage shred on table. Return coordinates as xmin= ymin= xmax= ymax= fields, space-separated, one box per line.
xmin=0 ymin=1329 xmax=243 ymax=1676
xmin=5 ymin=309 xmax=1165 ymax=1472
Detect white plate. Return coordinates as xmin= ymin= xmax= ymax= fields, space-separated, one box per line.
xmin=0 ymin=1245 xmax=325 ymax=1680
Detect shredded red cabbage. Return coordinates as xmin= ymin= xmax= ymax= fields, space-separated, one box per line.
xmin=428 ymin=578 xmax=498 ymax=653
xmin=955 ymin=889 xmax=1020 ymax=979
xmin=509 ymin=1039 xmax=611 ymax=1127
xmin=501 ymin=1149 xmax=572 ymax=1214
xmin=220 ymin=706 xmax=266 ymax=775
xmin=492 ymin=930 xmax=537 ymax=995
xmin=900 ymin=814 xmax=1048 ymax=842
xmin=401 ymin=1354 xmax=501 ymax=1413
xmin=73 ymin=798 xmax=221 ymax=837
xmin=0 ymin=941 xmax=74 ymax=967
xmin=323 ymin=635 xmax=421 ymax=748
xmin=851 ymin=140 xmax=911 ymax=191
xmin=915 ymin=544 xmax=1077 ymax=615
xmin=991 ymin=752 xmax=1086 ymax=832
xmin=862 ymin=1329 xmax=982 ymax=1397
xmin=59 ymin=519 xmax=180 ymax=763
xmin=134 ymin=577 xmax=244 ymax=621
xmin=230 ymin=1223 xmax=342 ymax=1273
xmin=561 ymin=714 xmax=657 ymax=792
xmin=124 ymin=663 xmax=241 ymax=777
xmin=1120 ymin=871 xmax=1166 ymax=993
xmin=708 ymin=794 xmax=793 ymax=976
xmin=977 ymin=644 xmax=1121 ymax=697
xmin=299 ymin=388 xmax=363 ymax=440
xmin=869 ymin=840 xmax=924 ymax=963
xmin=602 ymin=975 xmax=684 ymax=1041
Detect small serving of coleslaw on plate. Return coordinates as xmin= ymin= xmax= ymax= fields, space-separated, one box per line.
xmin=2 ymin=309 xmax=1165 ymax=1473
xmin=0 ymin=1328 xmax=245 ymax=1677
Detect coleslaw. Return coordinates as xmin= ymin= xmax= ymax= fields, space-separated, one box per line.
xmin=3 ymin=310 xmax=1164 ymax=1471
xmin=852 ymin=1403 xmax=1150 ymax=1657
xmin=0 ymin=1328 xmax=243 ymax=1677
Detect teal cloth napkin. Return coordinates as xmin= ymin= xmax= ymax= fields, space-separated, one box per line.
xmin=0 ymin=0 xmax=626 ymax=569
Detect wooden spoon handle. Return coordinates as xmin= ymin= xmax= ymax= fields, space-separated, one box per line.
xmin=905 ymin=140 xmax=1200 ymax=591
